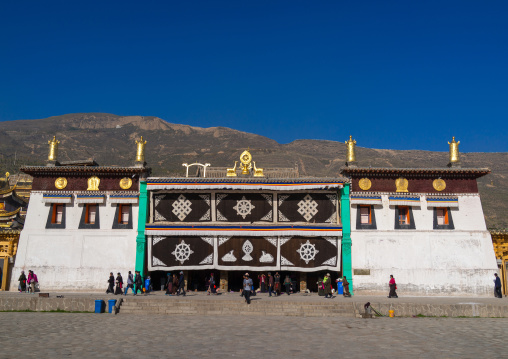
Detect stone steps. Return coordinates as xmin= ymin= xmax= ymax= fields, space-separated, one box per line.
xmin=119 ymin=298 xmax=356 ymax=317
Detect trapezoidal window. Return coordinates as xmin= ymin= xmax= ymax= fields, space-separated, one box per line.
xmin=398 ymin=206 xmax=410 ymax=225
xmin=433 ymin=207 xmax=454 ymax=230
xmin=119 ymin=204 xmax=130 ymax=224
xmin=46 ymin=203 xmax=66 ymax=229
xmin=85 ymin=204 xmax=97 ymax=224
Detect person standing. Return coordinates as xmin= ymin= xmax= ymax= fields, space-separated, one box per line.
xmin=323 ymin=273 xmax=333 ymax=299
xmin=165 ymin=273 xmax=173 ymax=295
xmin=267 ymin=272 xmax=274 ymax=297
xmin=115 ymin=273 xmax=123 ymax=295
xmin=284 ymin=275 xmax=291 ymax=296
xmin=124 ymin=271 xmax=135 ymax=295
xmin=494 ymin=273 xmax=503 ymax=298
xmin=18 ymin=271 xmax=27 ymax=293
xmin=177 ymin=271 xmax=186 ymax=296
xmin=243 ymin=273 xmax=253 ymax=305
xmin=388 ymin=275 xmax=398 ymax=298
xmin=31 ymin=271 xmax=38 ymax=293
xmin=258 ymin=273 xmax=266 ymax=293
xmin=342 ymin=276 xmax=351 ymax=297
xmin=274 ymin=272 xmax=281 ymax=296
xmin=106 ymin=272 xmax=115 ymax=294
xmin=134 ymin=271 xmax=143 ymax=295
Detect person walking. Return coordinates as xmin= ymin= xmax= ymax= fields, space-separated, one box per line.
xmin=124 ymin=271 xmax=135 ymax=295
xmin=207 ymin=273 xmax=216 ymax=295
xmin=284 ymin=275 xmax=291 ymax=296
xmin=243 ymin=273 xmax=253 ymax=305
xmin=323 ymin=273 xmax=333 ymax=298
xmin=388 ymin=275 xmax=398 ymax=298
xmin=494 ymin=273 xmax=503 ymax=298
xmin=106 ymin=272 xmax=115 ymax=294
xmin=177 ymin=271 xmax=186 ymax=296
xmin=165 ymin=273 xmax=173 ymax=295
xmin=267 ymin=272 xmax=274 ymax=297
xmin=274 ymin=272 xmax=281 ymax=296
xmin=172 ymin=274 xmax=178 ymax=295
xmin=115 ymin=272 xmax=123 ymax=295
xmin=342 ymin=275 xmax=352 ymax=297
xmin=134 ymin=271 xmax=143 ymax=295
xmin=18 ymin=271 xmax=27 ymax=293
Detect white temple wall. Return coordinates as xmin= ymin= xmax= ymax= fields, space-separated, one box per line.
xmin=351 ymin=194 xmax=497 ymax=296
xmin=10 ymin=193 xmax=138 ymax=291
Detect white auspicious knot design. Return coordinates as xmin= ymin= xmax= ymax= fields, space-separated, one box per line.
xmin=172 ymin=240 xmax=194 ymax=264
xmin=233 ymin=196 xmax=255 ymax=219
xmin=297 ymin=194 xmax=318 ymax=221
xmin=297 ymin=240 xmax=319 ymax=264
xmin=242 ymin=240 xmax=254 ymax=261
xmin=172 ymin=194 xmax=192 ymax=221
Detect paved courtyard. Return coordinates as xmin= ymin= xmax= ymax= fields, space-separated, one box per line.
xmin=0 ymin=312 xmax=506 ymax=359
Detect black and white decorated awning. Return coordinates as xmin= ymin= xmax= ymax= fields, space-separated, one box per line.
xmin=278 ymin=193 xmax=338 ymax=224
xmin=148 ymin=235 xmax=341 ymax=272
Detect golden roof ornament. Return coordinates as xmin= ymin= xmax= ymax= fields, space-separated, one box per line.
xmin=345 ymin=136 xmax=356 ymax=163
xmin=227 ymin=149 xmax=264 ymax=177
xmin=135 ymin=136 xmax=147 ymax=163
xmin=395 ymin=177 xmax=409 ymax=193
xmin=48 ymin=136 xmax=60 ymax=161
xmin=448 ymin=136 xmax=460 ymax=163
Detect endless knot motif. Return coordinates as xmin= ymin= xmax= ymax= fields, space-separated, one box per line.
xmin=172 ymin=194 xmax=192 ymax=221
xmin=172 ymin=240 xmax=194 ymax=264
xmin=297 ymin=194 xmax=318 ymax=221
xmin=233 ymin=196 xmax=255 ymax=219
xmin=297 ymin=240 xmax=319 ymax=264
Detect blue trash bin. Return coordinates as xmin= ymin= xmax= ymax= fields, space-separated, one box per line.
xmin=336 ymin=282 xmax=344 ymax=295
xmin=95 ymin=300 xmax=105 ymax=313
xmin=108 ymin=299 xmax=117 ymax=313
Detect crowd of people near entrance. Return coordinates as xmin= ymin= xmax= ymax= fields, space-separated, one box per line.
xmin=103 ymin=271 xmax=504 ymax=300
xmin=17 ymin=270 xmax=39 ymax=293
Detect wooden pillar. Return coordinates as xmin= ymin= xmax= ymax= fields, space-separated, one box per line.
xmin=220 ymin=271 xmax=228 ymax=292
xmin=299 ymin=272 xmax=307 ymax=292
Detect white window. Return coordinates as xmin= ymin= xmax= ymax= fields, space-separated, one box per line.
xmin=86 ymin=204 xmax=97 ymax=224
xmin=360 ymin=206 xmax=371 ymax=224
xmin=120 ymin=204 xmax=130 ymax=224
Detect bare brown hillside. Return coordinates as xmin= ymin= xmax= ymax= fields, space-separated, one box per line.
xmin=1 ymin=113 xmax=506 ymax=228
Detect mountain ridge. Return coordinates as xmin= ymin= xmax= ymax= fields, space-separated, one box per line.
xmin=1 ymin=113 xmax=506 ymax=228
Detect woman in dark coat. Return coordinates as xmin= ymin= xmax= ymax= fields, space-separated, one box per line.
xmin=172 ymin=274 xmax=178 ymax=295
xmin=165 ymin=273 xmax=173 ymax=295
xmin=115 ymin=273 xmax=123 ymax=295
xmin=388 ymin=275 xmax=398 ymax=298
xmin=342 ymin=276 xmax=351 ymax=297
xmin=18 ymin=271 xmax=27 ymax=293
xmin=106 ymin=272 xmax=115 ymax=294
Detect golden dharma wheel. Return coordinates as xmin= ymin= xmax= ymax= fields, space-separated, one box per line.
xmin=54 ymin=177 xmax=68 ymax=189
xmin=433 ymin=178 xmax=446 ymax=191
xmin=358 ymin=178 xmax=372 ymax=191
xmin=120 ymin=177 xmax=133 ymax=190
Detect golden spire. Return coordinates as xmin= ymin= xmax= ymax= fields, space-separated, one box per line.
xmin=345 ymin=135 xmax=356 ymax=163
xmin=48 ymin=136 xmax=60 ymax=161
xmin=135 ymin=136 xmax=147 ymax=162
xmin=448 ymin=136 xmax=460 ymax=163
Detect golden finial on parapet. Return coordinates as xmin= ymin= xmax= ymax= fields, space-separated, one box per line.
xmin=448 ymin=136 xmax=460 ymax=164
xmin=135 ymin=136 xmax=147 ymax=163
xmin=345 ymin=135 xmax=357 ymax=164
xmin=48 ymin=136 xmax=60 ymax=161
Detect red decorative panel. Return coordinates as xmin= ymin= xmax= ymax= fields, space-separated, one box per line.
xmin=351 ymin=176 xmax=478 ymax=194
xmin=32 ymin=175 xmax=140 ymax=191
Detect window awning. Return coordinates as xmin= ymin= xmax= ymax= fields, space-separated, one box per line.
xmin=351 ymin=196 xmax=382 ymax=205
xmin=388 ymin=196 xmax=421 ymax=207
xmin=42 ymin=194 xmax=72 ymax=204
xmin=426 ymin=197 xmax=459 ymax=208
xmin=76 ymin=194 xmax=105 ymax=204
xmin=109 ymin=194 xmax=139 ymax=204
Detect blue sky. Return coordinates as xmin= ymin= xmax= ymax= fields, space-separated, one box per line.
xmin=1 ymin=1 xmax=507 ymax=152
